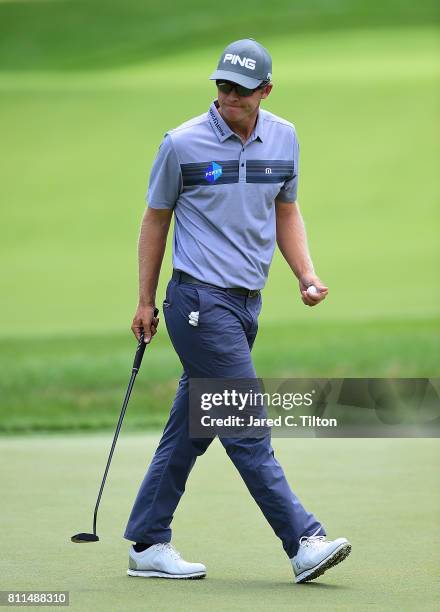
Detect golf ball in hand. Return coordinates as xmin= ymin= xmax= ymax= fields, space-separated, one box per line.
xmin=306 ymin=285 xmax=318 ymax=296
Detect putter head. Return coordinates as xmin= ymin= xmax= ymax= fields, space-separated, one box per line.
xmin=71 ymin=532 xmax=99 ymax=543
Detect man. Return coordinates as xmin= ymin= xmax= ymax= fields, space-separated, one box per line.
xmin=125 ymin=39 xmax=351 ymax=583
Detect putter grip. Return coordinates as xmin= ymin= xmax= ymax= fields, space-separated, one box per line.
xmin=132 ymin=307 xmax=159 ymax=371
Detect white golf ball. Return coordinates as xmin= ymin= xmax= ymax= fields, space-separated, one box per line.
xmin=306 ymin=285 xmax=318 ymax=296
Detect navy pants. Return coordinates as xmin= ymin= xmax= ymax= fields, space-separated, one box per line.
xmin=124 ymin=277 xmax=324 ymax=558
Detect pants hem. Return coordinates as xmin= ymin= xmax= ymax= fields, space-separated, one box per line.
xmin=123 ymin=532 xmax=171 ymax=544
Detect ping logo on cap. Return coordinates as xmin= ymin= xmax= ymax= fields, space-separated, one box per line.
xmin=205 ymin=162 xmax=223 ymax=183
xmin=223 ymin=54 xmax=256 ymax=70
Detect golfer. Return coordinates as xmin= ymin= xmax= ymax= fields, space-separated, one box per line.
xmin=125 ymin=39 xmax=351 ymax=583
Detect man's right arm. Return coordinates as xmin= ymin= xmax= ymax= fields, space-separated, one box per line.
xmin=131 ymin=206 xmax=173 ymax=343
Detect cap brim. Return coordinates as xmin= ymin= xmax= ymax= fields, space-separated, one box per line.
xmin=209 ymin=69 xmax=263 ymax=89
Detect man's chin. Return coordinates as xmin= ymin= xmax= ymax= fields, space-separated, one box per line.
xmin=223 ymin=106 xmax=243 ymax=121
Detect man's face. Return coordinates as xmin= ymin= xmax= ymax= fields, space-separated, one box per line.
xmin=216 ymin=82 xmax=273 ymax=123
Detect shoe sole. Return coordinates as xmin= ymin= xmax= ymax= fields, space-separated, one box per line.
xmin=127 ymin=569 xmax=206 ymax=580
xmin=295 ymin=542 xmax=351 ymax=584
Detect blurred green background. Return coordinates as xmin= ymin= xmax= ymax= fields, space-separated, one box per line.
xmin=0 ymin=0 xmax=439 ymax=432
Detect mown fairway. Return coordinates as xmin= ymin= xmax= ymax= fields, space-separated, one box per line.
xmin=0 ymin=318 xmax=438 ymax=433
xmin=0 ymin=22 xmax=439 ymax=430
xmin=1 ymin=26 xmax=439 ymax=335
xmin=0 ymin=435 xmax=439 ymax=610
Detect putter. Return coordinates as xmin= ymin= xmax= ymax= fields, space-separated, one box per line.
xmin=71 ymin=311 xmax=158 ymax=543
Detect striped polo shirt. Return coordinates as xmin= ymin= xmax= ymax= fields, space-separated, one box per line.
xmin=147 ymin=100 xmax=299 ymax=289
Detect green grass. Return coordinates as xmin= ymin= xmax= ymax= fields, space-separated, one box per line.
xmin=0 ymin=0 xmax=438 ymax=71
xmin=0 ymin=435 xmax=439 ymax=610
xmin=1 ymin=6 xmax=438 ymax=610
xmin=0 ymin=8 xmax=439 ymax=432
xmin=1 ymin=27 xmax=439 ymax=338
xmin=0 ymin=318 xmax=438 ymax=433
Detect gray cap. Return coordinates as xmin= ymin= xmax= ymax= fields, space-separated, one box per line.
xmin=209 ymin=38 xmax=272 ymax=89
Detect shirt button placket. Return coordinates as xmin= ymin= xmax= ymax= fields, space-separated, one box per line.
xmin=239 ymin=145 xmax=246 ymax=183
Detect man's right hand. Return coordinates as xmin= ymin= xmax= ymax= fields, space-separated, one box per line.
xmin=131 ymin=304 xmax=160 ymax=343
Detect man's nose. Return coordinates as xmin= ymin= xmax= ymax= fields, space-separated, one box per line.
xmin=226 ymin=88 xmax=240 ymax=102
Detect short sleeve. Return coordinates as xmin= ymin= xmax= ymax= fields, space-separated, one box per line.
xmin=276 ymin=130 xmax=299 ymax=203
xmin=147 ymin=135 xmax=182 ymax=209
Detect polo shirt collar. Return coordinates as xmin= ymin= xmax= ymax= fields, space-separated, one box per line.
xmin=208 ymin=100 xmax=264 ymax=143
xmin=208 ymin=101 xmax=234 ymax=142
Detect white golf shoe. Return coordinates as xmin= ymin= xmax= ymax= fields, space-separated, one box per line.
xmin=127 ymin=543 xmax=206 ymax=579
xmin=291 ymin=533 xmax=351 ymax=583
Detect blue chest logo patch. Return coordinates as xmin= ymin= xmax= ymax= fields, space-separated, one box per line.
xmin=204 ymin=161 xmax=223 ymax=183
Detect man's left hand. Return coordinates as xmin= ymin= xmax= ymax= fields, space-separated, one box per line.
xmin=299 ymin=274 xmax=329 ymax=307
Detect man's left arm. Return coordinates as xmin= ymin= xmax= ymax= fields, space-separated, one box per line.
xmin=275 ymin=198 xmax=328 ymax=307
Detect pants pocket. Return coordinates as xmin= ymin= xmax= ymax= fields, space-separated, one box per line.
xmin=173 ymin=283 xmax=203 ymax=326
xmin=162 ymin=279 xmax=176 ymax=310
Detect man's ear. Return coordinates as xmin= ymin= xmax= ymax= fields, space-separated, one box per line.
xmin=261 ymin=83 xmax=273 ymax=100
